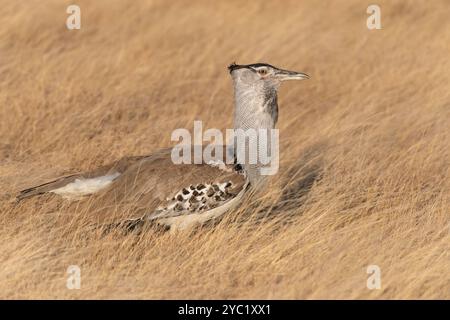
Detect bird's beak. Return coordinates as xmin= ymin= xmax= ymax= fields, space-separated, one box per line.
xmin=275 ymin=69 xmax=310 ymax=81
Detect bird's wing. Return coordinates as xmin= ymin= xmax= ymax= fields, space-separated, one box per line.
xmin=17 ymin=148 xmax=248 ymax=225
xmin=91 ymin=147 xmax=247 ymax=224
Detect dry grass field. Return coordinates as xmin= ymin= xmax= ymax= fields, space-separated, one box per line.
xmin=0 ymin=0 xmax=449 ymax=299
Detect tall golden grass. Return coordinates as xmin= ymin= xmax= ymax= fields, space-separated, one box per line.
xmin=0 ymin=0 xmax=449 ymax=299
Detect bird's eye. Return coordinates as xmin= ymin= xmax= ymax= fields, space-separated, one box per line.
xmin=258 ymin=69 xmax=268 ymax=75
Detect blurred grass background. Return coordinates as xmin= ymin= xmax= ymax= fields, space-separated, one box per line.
xmin=0 ymin=0 xmax=448 ymax=298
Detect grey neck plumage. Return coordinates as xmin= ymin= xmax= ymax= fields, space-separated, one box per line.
xmin=232 ymin=80 xmax=279 ymax=186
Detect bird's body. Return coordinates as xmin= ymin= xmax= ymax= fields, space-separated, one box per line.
xmin=17 ymin=63 xmax=308 ymax=231
xmin=18 ymin=148 xmax=247 ymax=229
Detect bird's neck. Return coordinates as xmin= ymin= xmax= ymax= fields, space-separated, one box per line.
xmin=233 ymin=85 xmax=278 ymax=131
xmin=232 ymin=84 xmax=279 ymax=186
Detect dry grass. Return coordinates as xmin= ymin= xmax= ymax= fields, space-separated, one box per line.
xmin=0 ymin=0 xmax=449 ymax=299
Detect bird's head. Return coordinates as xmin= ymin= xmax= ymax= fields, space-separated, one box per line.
xmin=228 ymin=62 xmax=309 ymax=90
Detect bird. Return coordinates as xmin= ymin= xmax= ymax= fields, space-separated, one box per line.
xmin=16 ymin=63 xmax=309 ymax=231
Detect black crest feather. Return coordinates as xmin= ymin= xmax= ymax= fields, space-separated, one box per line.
xmin=228 ymin=62 xmax=239 ymax=73
xmin=228 ymin=62 xmax=276 ymax=74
